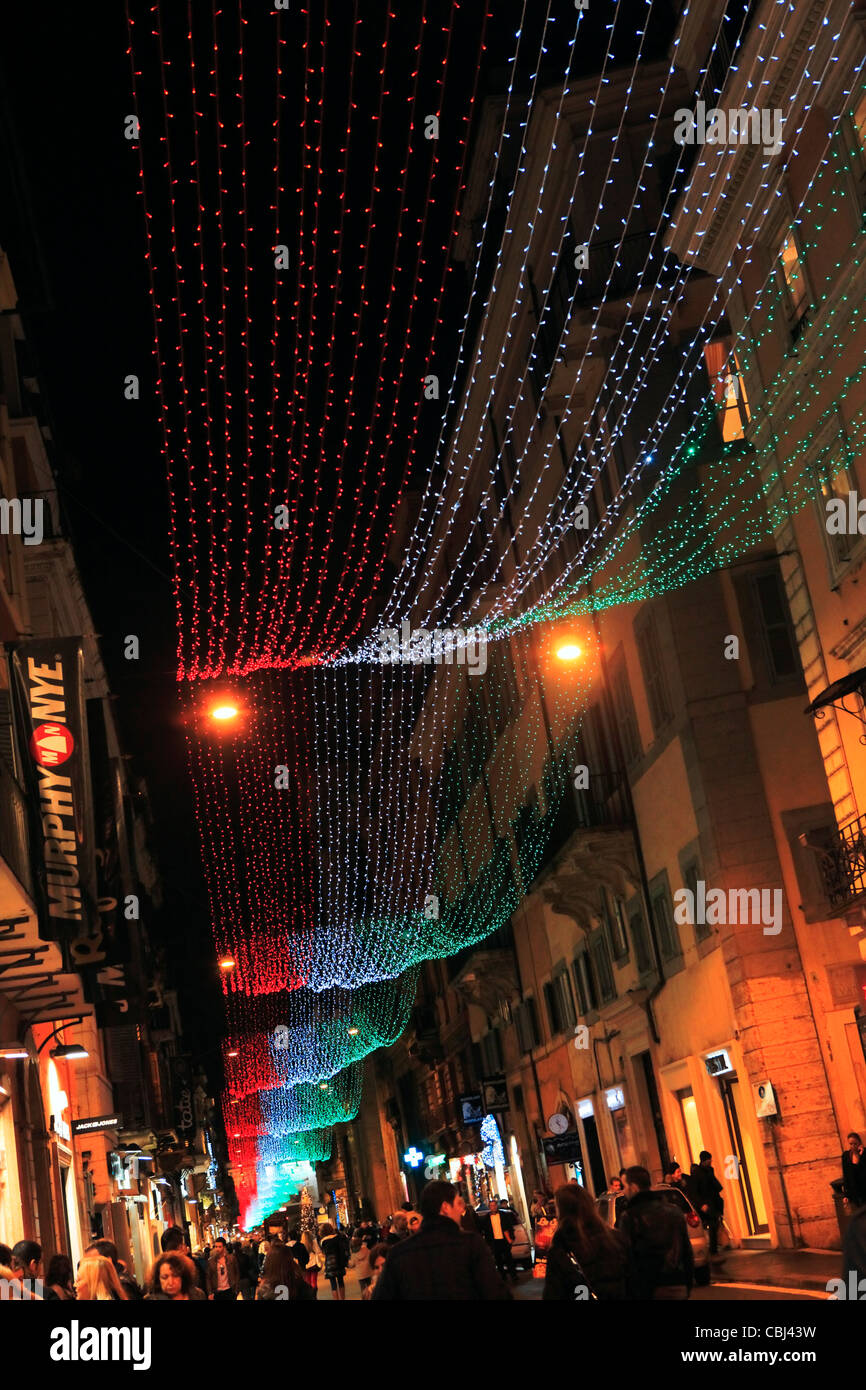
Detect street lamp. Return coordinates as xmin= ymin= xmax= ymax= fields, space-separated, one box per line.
xmin=219 ymin=957 xmax=236 ymax=973
xmin=556 ymin=642 xmax=582 ymax=662
xmin=210 ymin=703 xmax=239 ymax=723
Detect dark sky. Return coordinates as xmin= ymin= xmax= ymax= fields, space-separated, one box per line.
xmin=0 ymin=2 xmax=680 ymax=1072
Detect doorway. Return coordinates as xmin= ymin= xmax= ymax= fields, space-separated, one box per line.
xmin=717 ymin=1074 xmax=769 ymax=1235
xmin=576 ymin=1099 xmax=607 ymax=1195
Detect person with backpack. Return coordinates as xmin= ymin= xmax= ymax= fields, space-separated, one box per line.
xmin=319 ymin=1222 xmax=351 ymax=1300
xmin=618 ymin=1166 xmax=694 ymax=1300
xmin=543 ymin=1184 xmax=630 ymax=1301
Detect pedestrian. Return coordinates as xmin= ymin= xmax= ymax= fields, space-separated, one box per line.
xmin=688 ymin=1151 xmax=724 ymax=1254
xmin=163 ymin=1228 xmax=207 ymax=1292
xmin=146 ymin=1253 xmax=207 ymax=1301
xmin=529 ymin=1190 xmax=549 ymax=1229
xmin=300 ymin=1228 xmax=323 ymax=1292
xmin=664 ymin=1162 xmax=691 ymax=1197
xmin=45 ymin=1253 xmax=75 ymax=1301
xmin=406 ymin=1210 xmax=422 ymax=1235
xmin=287 ymin=1227 xmax=309 ymax=1277
xmin=86 ymin=1239 xmax=143 ymax=1300
xmin=9 ymin=1240 xmax=58 ymax=1300
xmin=842 ymin=1131 xmax=866 ymax=1210
xmin=234 ymin=1240 xmax=254 ymax=1300
xmin=542 ymin=1183 xmax=630 ymax=1301
xmin=618 ymin=1165 xmax=694 ymax=1300
xmin=207 ymin=1236 xmax=241 ymax=1301
xmin=258 ymin=1238 xmax=271 ymax=1275
xmin=256 ymin=1243 xmax=316 ymax=1301
xmin=351 ymin=1229 xmax=375 ymax=1292
xmin=371 ymin=1179 xmax=510 ymax=1301
xmin=75 ymin=1254 xmax=128 ymax=1301
xmin=0 ymin=1243 xmax=11 ymax=1267
xmin=361 ymin=1242 xmax=389 ymax=1301
xmin=460 ymin=1199 xmax=481 ymax=1234
xmin=480 ymin=1196 xmax=518 ymax=1284
xmin=385 ymin=1212 xmax=409 ymax=1244
xmin=320 ymin=1222 xmax=351 ymax=1300
xmin=842 ymin=1203 xmax=866 ymax=1287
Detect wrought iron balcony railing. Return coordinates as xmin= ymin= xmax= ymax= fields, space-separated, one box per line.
xmin=819 ymin=813 xmax=866 ymax=910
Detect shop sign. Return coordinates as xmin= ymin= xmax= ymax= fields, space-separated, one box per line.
xmin=72 ymin=1113 xmax=121 ymax=1135
xmin=542 ymin=1132 xmax=584 ymax=1164
xmin=753 ymin=1081 xmax=778 ymax=1118
xmin=457 ymin=1092 xmax=483 ymax=1124
xmin=605 ymin=1087 xmax=625 ymax=1112
xmin=704 ymin=1049 xmax=734 ymax=1077
xmin=10 ymin=637 xmax=98 ymax=946
xmin=480 ymin=1074 xmax=508 ymax=1112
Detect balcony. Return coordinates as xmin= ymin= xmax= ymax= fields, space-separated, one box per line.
xmin=817 ymin=813 xmax=866 ymax=911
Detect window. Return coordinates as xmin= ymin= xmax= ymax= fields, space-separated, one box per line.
xmin=815 ymin=418 xmax=861 ymax=573
xmin=650 ymin=881 xmax=682 ymax=962
xmin=571 ymin=953 xmax=598 ymax=1016
xmin=480 ymin=1029 xmax=503 ymax=1074
xmin=777 ymin=231 xmax=809 ymax=328
xmin=683 ymin=858 xmax=710 ymax=943
xmin=609 ymin=649 xmax=641 ymax=765
xmin=704 ymin=339 xmax=751 ymax=442
xmin=606 ymin=893 xmax=630 ymax=960
xmin=591 ymin=930 xmax=616 ymax=1003
xmin=752 ymin=571 xmax=799 ymax=682
xmin=629 ymin=905 xmax=653 ymax=974
xmin=545 ymin=971 xmax=577 ymax=1035
xmin=515 ymin=997 xmax=539 ymax=1052
xmin=635 ymin=611 xmax=673 ymax=734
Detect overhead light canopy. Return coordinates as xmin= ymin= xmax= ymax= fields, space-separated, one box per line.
xmin=0 ymin=1044 xmax=29 ymax=1060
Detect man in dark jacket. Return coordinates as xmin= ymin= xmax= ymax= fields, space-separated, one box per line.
xmin=479 ymin=1197 xmax=518 ymax=1284
xmin=372 ymin=1180 xmax=511 ymax=1301
xmin=688 ymin=1151 xmax=724 ymax=1254
xmin=842 ymin=1132 xmax=866 ymax=1210
xmin=619 ymin=1166 xmax=694 ymax=1300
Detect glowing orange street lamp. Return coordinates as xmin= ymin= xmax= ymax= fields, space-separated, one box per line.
xmin=219 ymin=957 xmax=236 ymax=973
xmin=555 ymin=642 xmax=582 ymax=662
xmin=210 ymin=703 xmax=240 ymax=723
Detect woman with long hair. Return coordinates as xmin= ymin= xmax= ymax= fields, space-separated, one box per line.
xmin=145 ymin=1253 xmax=206 ymax=1300
xmin=256 ymin=1242 xmax=315 ymax=1301
xmin=299 ymin=1227 xmax=322 ymax=1292
xmin=543 ymin=1183 xmax=630 ymax=1301
xmin=45 ymin=1253 xmax=75 ymax=1300
xmin=75 ymin=1254 xmax=128 ymax=1301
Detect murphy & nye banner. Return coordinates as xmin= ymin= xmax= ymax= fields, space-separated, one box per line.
xmin=10 ymin=637 xmax=98 ymax=946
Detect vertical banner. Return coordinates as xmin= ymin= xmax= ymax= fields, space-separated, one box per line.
xmin=86 ymin=697 xmax=131 ymax=1022
xmin=10 ymin=636 xmax=98 ymax=946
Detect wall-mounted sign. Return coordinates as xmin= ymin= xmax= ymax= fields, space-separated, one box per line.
xmin=754 ymin=1081 xmax=778 ymax=1118
xmin=458 ymin=1092 xmax=484 ymax=1124
xmin=543 ymin=1133 xmax=584 ymax=1165
xmin=605 ymin=1087 xmax=625 ymax=1112
xmin=546 ymin=1113 xmax=569 ymax=1135
xmin=481 ymin=1074 xmax=509 ymax=1113
xmin=704 ymin=1049 xmax=734 ymax=1078
xmin=403 ymin=1146 xmax=424 ymax=1169
xmin=72 ymin=1113 xmax=121 ymax=1135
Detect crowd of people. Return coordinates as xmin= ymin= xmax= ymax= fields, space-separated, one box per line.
xmin=3 ymin=1134 xmax=864 ymax=1303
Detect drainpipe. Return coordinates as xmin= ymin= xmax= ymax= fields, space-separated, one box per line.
xmin=588 ymin=585 xmax=665 ymax=1043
